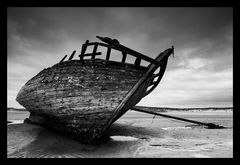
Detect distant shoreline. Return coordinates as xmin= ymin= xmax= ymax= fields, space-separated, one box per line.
xmin=7 ymin=107 xmax=27 ymax=111
xmin=7 ymin=106 xmax=233 ymax=112
xmin=133 ymin=106 xmax=233 ymax=112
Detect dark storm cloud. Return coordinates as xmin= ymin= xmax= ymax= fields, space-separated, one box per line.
xmin=7 ymin=7 xmax=232 ymax=53
xmin=7 ymin=7 xmax=233 ymax=108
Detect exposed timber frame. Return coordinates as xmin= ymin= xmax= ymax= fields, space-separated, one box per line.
xmin=59 ymin=36 xmax=173 ymax=69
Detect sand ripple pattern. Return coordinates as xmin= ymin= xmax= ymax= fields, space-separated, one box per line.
xmin=8 ymin=127 xmax=89 ymax=158
xmin=9 ymin=151 xmax=86 ymax=158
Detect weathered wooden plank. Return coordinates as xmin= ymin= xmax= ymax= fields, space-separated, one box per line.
xmin=79 ymin=40 xmax=89 ymax=62
xmin=106 ymin=47 xmax=111 ymax=61
xmin=134 ymin=57 xmax=141 ymax=67
xmin=68 ymin=50 xmax=76 ymax=61
xmin=59 ymin=55 xmax=68 ymax=63
xmin=91 ymin=44 xmax=98 ymax=59
xmin=121 ymin=52 xmax=127 ymax=63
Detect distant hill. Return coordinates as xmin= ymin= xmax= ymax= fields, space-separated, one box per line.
xmin=7 ymin=107 xmax=27 ymax=111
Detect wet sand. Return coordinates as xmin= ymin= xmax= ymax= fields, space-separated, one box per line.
xmin=7 ymin=110 xmax=233 ymax=158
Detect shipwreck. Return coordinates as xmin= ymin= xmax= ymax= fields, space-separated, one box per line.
xmin=16 ymin=36 xmax=174 ymax=144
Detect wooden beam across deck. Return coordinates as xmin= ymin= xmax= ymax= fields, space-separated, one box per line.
xmin=85 ymin=42 xmax=165 ymax=67
xmin=96 ymin=36 xmax=171 ymax=67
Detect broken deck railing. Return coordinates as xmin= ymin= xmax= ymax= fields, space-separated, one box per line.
xmin=59 ymin=36 xmax=174 ymax=68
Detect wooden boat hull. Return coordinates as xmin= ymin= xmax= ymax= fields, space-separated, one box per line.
xmin=16 ymin=36 xmax=174 ymax=144
xmin=16 ymin=59 xmax=148 ymax=143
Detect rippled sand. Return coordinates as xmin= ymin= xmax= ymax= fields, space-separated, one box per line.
xmin=7 ymin=110 xmax=233 ymax=158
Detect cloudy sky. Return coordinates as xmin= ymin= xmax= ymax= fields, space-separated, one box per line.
xmin=7 ymin=7 xmax=233 ymax=108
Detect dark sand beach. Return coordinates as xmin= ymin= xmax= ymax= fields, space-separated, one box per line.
xmin=7 ymin=109 xmax=233 ymax=158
